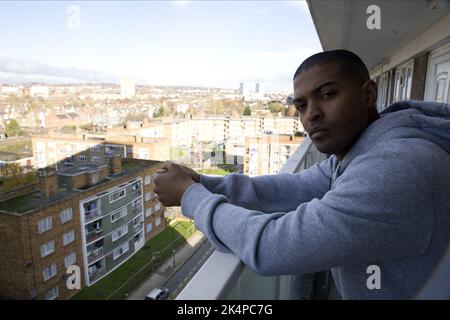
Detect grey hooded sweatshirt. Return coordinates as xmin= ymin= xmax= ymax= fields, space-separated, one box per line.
xmin=181 ymin=100 xmax=450 ymax=299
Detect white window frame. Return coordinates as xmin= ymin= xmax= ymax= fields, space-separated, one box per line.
xmin=156 ymin=217 xmax=161 ymax=227
xmin=145 ymin=207 xmax=152 ymax=217
xmin=109 ymin=188 xmax=126 ymax=203
xmin=38 ymin=217 xmax=53 ymax=234
xmin=60 ymin=208 xmax=73 ymax=224
xmin=43 ymin=263 xmax=57 ymax=281
xmin=64 ymin=252 xmax=77 ymax=268
xmin=45 ymin=286 xmax=59 ymax=300
xmin=155 ymin=202 xmax=161 ymax=211
xmin=393 ymin=61 xmax=413 ymax=102
xmin=91 ymin=155 xmax=101 ymax=162
xmin=145 ymin=192 xmax=151 ymax=202
xmin=111 ymin=206 xmax=127 ymax=223
xmin=63 ymin=230 xmax=75 ymax=246
xmin=112 ymin=242 xmax=129 ymax=260
xmin=144 ymin=175 xmax=151 ymax=185
xmin=146 ymin=223 xmax=153 ymax=233
xmin=78 ymin=154 xmax=87 ymax=161
xmin=40 ymin=240 xmax=55 ymax=258
xmin=112 ymin=225 xmax=129 ymax=242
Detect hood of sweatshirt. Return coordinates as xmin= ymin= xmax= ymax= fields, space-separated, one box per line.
xmin=338 ymin=100 xmax=450 ymax=175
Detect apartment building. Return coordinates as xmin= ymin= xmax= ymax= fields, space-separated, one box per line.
xmin=244 ymin=135 xmax=305 ymax=176
xmin=32 ymin=132 xmax=171 ymax=170
xmin=0 ymin=156 xmax=167 ymax=300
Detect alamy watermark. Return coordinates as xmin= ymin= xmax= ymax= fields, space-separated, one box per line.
xmin=66 ymin=5 xmax=81 ymax=30
xmin=66 ymin=265 xmax=81 ymax=290
xmin=366 ymin=5 xmax=381 ymax=30
xmin=366 ymin=264 xmax=381 ymax=290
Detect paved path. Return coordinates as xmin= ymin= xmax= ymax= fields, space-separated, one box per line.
xmin=126 ymin=230 xmax=207 ymax=300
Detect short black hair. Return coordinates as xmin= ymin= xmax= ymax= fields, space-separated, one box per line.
xmin=293 ymin=49 xmax=370 ymax=81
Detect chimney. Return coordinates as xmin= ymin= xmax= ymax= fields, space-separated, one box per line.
xmin=111 ymin=154 xmax=122 ymax=175
xmin=38 ymin=169 xmax=58 ymax=198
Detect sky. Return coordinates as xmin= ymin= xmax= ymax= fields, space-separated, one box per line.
xmin=0 ymin=1 xmax=322 ymax=91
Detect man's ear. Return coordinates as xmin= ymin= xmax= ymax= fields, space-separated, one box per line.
xmin=362 ymin=79 xmax=378 ymax=109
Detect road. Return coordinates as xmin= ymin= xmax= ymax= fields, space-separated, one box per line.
xmin=164 ymin=239 xmax=214 ymax=299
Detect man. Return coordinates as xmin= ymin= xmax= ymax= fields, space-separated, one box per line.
xmin=154 ymin=50 xmax=450 ymax=299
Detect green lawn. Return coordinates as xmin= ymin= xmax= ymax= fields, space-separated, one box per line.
xmin=72 ymin=220 xmax=195 ymax=300
xmin=0 ymin=139 xmax=31 ymax=154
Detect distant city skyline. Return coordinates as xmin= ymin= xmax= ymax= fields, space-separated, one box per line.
xmin=0 ymin=1 xmax=322 ymax=92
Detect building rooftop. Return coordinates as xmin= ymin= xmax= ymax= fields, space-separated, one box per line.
xmin=56 ymin=163 xmax=107 ymax=177
xmin=0 ymin=158 xmax=161 ymax=215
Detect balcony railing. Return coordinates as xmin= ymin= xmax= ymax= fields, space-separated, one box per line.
xmin=89 ymin=266 xmax=106 ymax=283
xmin=87 ymin=247 xmax=104 ymax=264
xmin=177 ymin=137 xmax=327 ymax=300
xmin=85 ymin=228 xmax=103 ymax=244
xmin=84 ymin=208 xmax=102 ymax=223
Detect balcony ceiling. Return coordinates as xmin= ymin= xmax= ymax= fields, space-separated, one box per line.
xmin=307 ymin=0 xmax=450 ymax=71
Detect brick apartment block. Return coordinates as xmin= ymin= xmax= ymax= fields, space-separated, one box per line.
xmin=0 ymin=155 xmax=167 ymax=300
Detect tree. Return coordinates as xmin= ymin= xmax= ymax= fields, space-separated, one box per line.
xmin=5 ymin=119 xmax=22 ymax=137
xmin=154 ymin=107 xmax=166 ymax=118
xmin=243 ymin=106 xmax=251 ymax=116
xmin=268 ymin=102 xmax=285 ymax=114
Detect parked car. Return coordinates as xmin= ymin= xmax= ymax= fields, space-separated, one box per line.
xmin=144 ymin=287 xmax=170 ymax=300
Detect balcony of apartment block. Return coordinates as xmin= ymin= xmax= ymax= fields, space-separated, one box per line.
xmin=87 ymin=240 xmax=105 ymax=265
xmin=177 ymin=137 xmax=328 ymax=300
xmin=84 ymin=207 xmax=102 ymax=223
xmin=133 ymin=233 xmax=145 ymax=249
xmin=85 ymin=220 xmax=104 ymax=244
xmin=133 ymin=218 xmax=144 ymax=233
xmin=88 ymin=259 xmax=107 ymax=284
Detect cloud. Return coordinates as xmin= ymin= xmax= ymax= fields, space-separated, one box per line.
xmin=286 ymin=0 xmax=310 ymax=15
xmin=0 ymin=58 xmax=120 ymax=84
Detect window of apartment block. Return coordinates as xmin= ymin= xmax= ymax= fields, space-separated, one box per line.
xmin=45 ymin=286 xmax=59 ymax=300
xmin=92 ymin=145 xmax=102 ymax=152
xmin=145 ymin=192 xmax=151 ymax=202
xmin=63 ymin=230 xmax=75 ymax=246
xmin=43 ymin=263 xmax=57 ymax=281
xmin=144 ymin=175 xmax=151 ymax=185
xmin=156 ymin=217 xmax=161 ymax=227
xmin=111 ymin=206 xmax=127 ymax=223
xmin=425 ymin=44 xmax=450 ymax=103
xmin=36 ymin=141 xmax=45 ymax=152
xmin=376 ymin=72 xmax=389 ymax=111
xmin=112 ymin=242 xmax=129 ymax=260
xmin=146 ymin=223 xmax=153 ymax=233
xmin=393 ymin=61 xmax=413 ymax=102
xmin=164 ymin=210 xmax=170 ymax=218
xmin=127 ymin=146 xmax=133 ymax=153
xmin=64 ymin=252 xmax=77 ymax=268
xmin=91 ymin=155 xmax=101 ymax=162
xmin=138 ymin=148 xmax=149 ymax=159
xmin=60 ymin=208 xmax=73 ymax=224
xmin=40 ymin=240 xmax=55 ymax=257
xmin=155 ymin=202 xmax=161 ymax=211
xmin=78 ymin=155 xmax=87 ymax=161
xmin=109 ymin=188 xmax=126 ymax=203
xmin=65 ymin=144 xmax=72 ymax=154
xmin=145 ymin=207 xmax=152 ymax=217
xmin=112 ymin=225 xmax=128 ymax=242
xmin=38 ymin=216 xmax=52 ymax=234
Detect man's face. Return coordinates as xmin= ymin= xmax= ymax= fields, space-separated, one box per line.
xmin=293 ymin=62 xmax=371 ymax=158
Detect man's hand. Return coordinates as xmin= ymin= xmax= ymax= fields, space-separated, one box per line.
xmin=154 ymin=161 xmax=196 ymax=207
xmin=180 ymin=165 xmax=200 ymax=183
